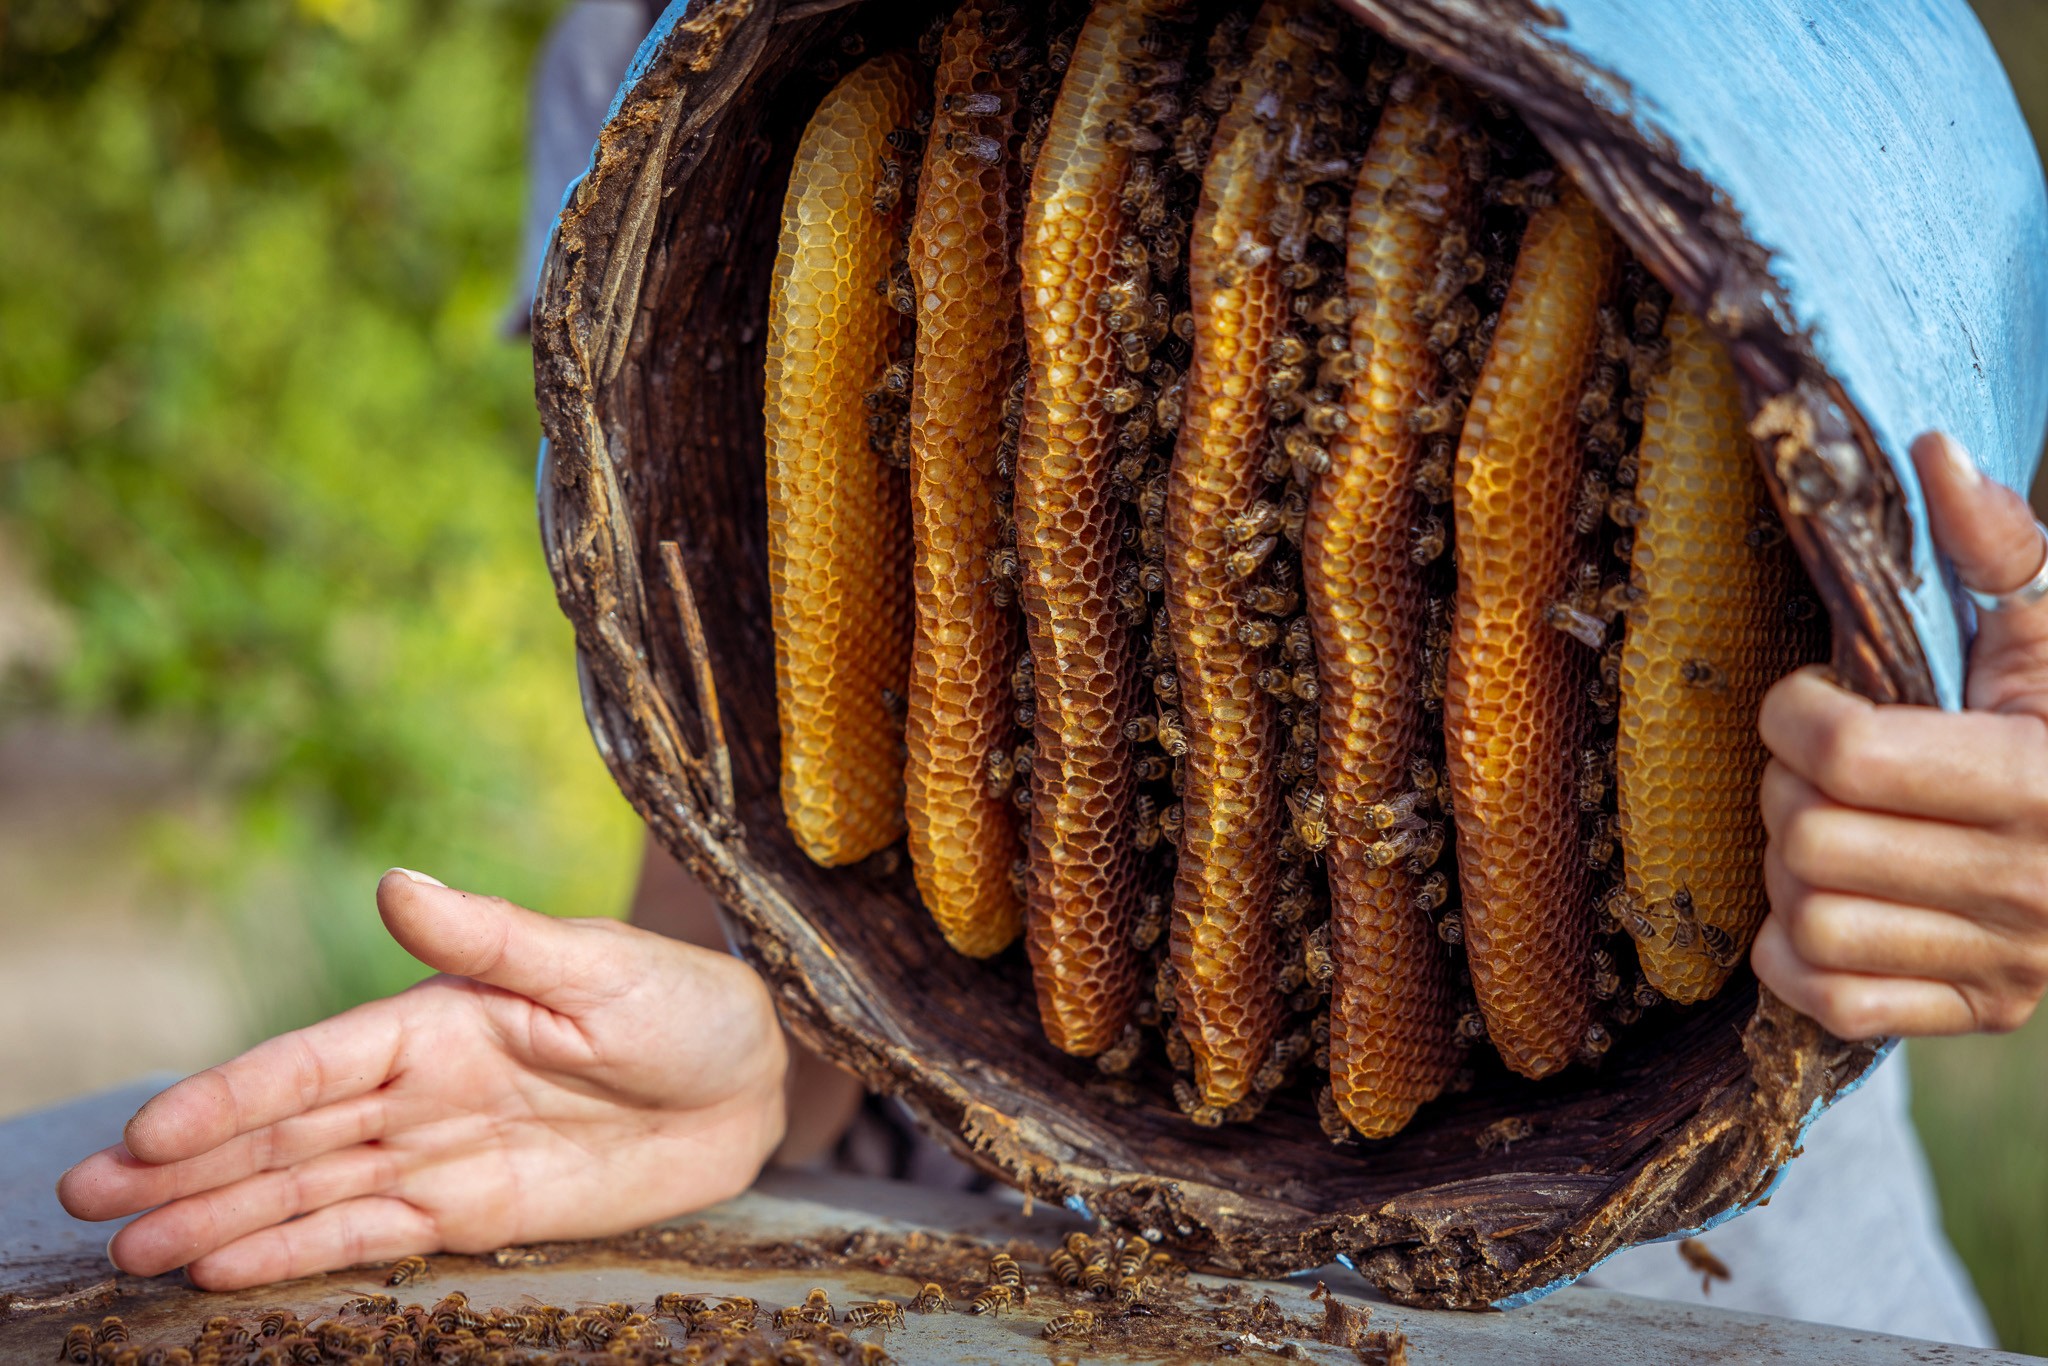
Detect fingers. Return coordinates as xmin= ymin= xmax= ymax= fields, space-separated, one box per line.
xmin=109 ymin=1000 xmax=406 ymax=1169
xmin=1911 ymin=432 xmax=2048 ymax=712
xmin=182 ymin=1195 xmax=439 ymax=1292
xmin=59 ymin=1091 xmax=392 ymax=1223
xmin=1912 ymin=431 xmax=2045 ymax=597
xmin=1759 ymin=667 xmax=2048 ymax=826
xmin=1763 ymin=855 xmax=2024 ymax=984
xmin=1760 ymin=762 xmax=2046 ymax=932
xmin=107 ymin=1143 xmax=405 ymax=1278
xmin=377 ymin=870 xmax=639 ymax=1012
xmin=1751 ymin=915 xmax=1983 ymax=1038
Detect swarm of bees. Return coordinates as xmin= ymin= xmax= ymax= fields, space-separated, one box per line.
xmin=53 ymin=1288 xmax=906 ymax=1366
xmin=764 ymin=0 xmax=1820 ymax=1143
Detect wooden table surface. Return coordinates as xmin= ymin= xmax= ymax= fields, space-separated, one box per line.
xmin=1 ymin=1080 xmax=2033 ymax=1364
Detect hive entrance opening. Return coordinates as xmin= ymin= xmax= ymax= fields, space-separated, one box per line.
xmin=542 ymin=0 xmax=1887 ymax=1302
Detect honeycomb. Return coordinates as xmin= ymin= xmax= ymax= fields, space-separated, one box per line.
xmin=1163 ymin=0 xmax=1331 ymax=1110
xmin=1445 ymin=185 xmax=1619 ymax=1079
xmin=1306 ymin=74 xmax=1473 ymax=1136
xmin=1011 ymin=0 xmax=1183 ymax=1055
xmin=1618 ymin=305 xmax=1811 ymax=1002
xmin=764 ymin=0 xmax=1818 ymax=1133
xmin=902 ymin=2 xmax=1033 ymax=959
xmin=764 ymin=53 xmax=923 ymax=867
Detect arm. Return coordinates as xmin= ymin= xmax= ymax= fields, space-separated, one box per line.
xmin=1752 ymin=432 xmax=2048 ymax=1037
xmin=625 ymin=836 xmax=866 ymax=1164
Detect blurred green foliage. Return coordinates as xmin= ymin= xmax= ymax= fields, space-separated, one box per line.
xmin=0 ymin=0 xmax=640 ymax=1029
xmin=0 ymin=0 xmax=2045 ymax=1353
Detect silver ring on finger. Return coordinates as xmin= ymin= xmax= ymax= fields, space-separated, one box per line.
xmin=1963 ymin=519 xmax=2048 ymax=614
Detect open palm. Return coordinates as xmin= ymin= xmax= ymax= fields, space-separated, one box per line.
xmin=57 ymin=871 xmax=790 ymax=1290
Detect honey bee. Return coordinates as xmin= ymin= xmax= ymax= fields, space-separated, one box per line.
xmin=385 ymin=1255 xmax=428 ymax=1286
xmin=1289 ymin=786 xmax=1331 ymax=853
xmin=1047 ymin=1232 xmax=1093 ymax=1287
xmin=1042 ymin=1308 xmax=1096 ymax=1340
xmin=1316 ymin=1086 xmax=1353 ymax=1144
xmin=1590 ymin=947 xmax=1621 ymax=1000
xmin=1633 ymin=974 xmax=1664 ymax=1010
xmin=1408 ymin=516 xmax=1448 ymax=565
xmin=1155 ymin=708 xmax=1190 ymax=756
xmin=1436 ymin=911 xmax=1465 ymax=946
xmin=1171 ymin=1078 xmax=1223 ymax=1128
xmin=988 ymin=1252 xmax=1022 ymax=1291
xmin=61 ymin=1326 xmax=96 ymax=1363
xmin=1163 ymin=1018 xmax=1194 ymax=1070
xmin=1700 ymin=921 xmax=1741 ymax=968
xmin=257 ymin=1312 xmax=300 ymax=1339
xmin=1475 ymin=1115 xmax=1535 ymax=1154
xmin=908 ymin=1283 xmax=950 ymax=1314
xmin=1303 ymin=923 xmax=1335 ymax=988
xmin=985 ymin=746 xmax=1017 ymax=798
xmin=841 ymin=1300 xmax=904 ymax=1330
xmin=1679 ymin=657 xmax=1724 ymax=690
xmin=1413 ymin=870 xmax=1450 ymax=912
xmin=1578 ymin=1021 xmax=1615 ymax=1062
xmin=1159 ymin=802 xmax=1185 ymax=842
xmin=342 ymin=1293 xmax=399 ymax=1317
xmin=966 ymin=1284 xmax=1013 ymax=1316
xmin=849 ymin=1345 xmax=894 ymax=1366
xmin=1455 ymin=1008 xmax=1488 ymax=1043
xmin=1678 ymin=1237 xmax=1733 ymax=1294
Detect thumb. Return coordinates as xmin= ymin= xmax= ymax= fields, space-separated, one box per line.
xmin=376 ymin=869 xmax=631 ymax=1010
xmin=1910 ymin=431 xmax=2048 ymax=713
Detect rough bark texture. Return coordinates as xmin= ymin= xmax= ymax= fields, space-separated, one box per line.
xmin=532 ymin=0 xmax=1911 ymax=1309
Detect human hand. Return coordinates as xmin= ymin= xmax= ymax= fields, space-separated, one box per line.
xmin=1752 ymin=431 xmax=2048 ymax=1038
xmin=57 ymin=870 xmax=789 ymax=1289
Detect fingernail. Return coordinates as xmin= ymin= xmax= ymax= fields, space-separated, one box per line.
xmin=1940 ymin=432 xmax=1981 ymax=487
xmin=388 ymin=867 xmax=446 ymax=888
xmin=105 ymin=1233 xmax=123 ymax=1271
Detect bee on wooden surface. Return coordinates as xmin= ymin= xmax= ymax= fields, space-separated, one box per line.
xmin=987 ymin=1252 xmax=1022 ymax=1291
xmin=842 ymin=1300 xmax=903 ymax=1330
xmin=342 ymin=1292 xmax=399 ymax=1317
xmin=1079 ymin=1248 xmax=1116 ymax=1297
xmin=1042 ymin=1308 xmax=1096 ymax=1341
xmin=60 ymin=1326 xmax=96 ymax=1363
xmin=849 ymin=1344 xmax=894 ymax=1366
xmin=1047 ymin=1232 xmax=1092 ymax=1287
xmin=1475 ymin=1115 xmax=1534 ymax=1154
xmin=1678 ymin=1237 xmax=1733 ymax=1294
xmin=966 ymin=1284 xmax=1014 ymax=1316
xmin=385 ymin=1255 xmax=429 ymax=1286
xmin=908 ymin=1283 xmax=950 ymax=1314
xmin=257 ymin=1312 xmax=301 ymax=1340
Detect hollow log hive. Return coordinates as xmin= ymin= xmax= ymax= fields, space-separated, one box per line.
xmin=760 ymin=0 xmax=1823 ymax=1139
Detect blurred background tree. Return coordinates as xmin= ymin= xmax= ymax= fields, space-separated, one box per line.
xmin=0 ymin=0 xmax=2041 ymax=1350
